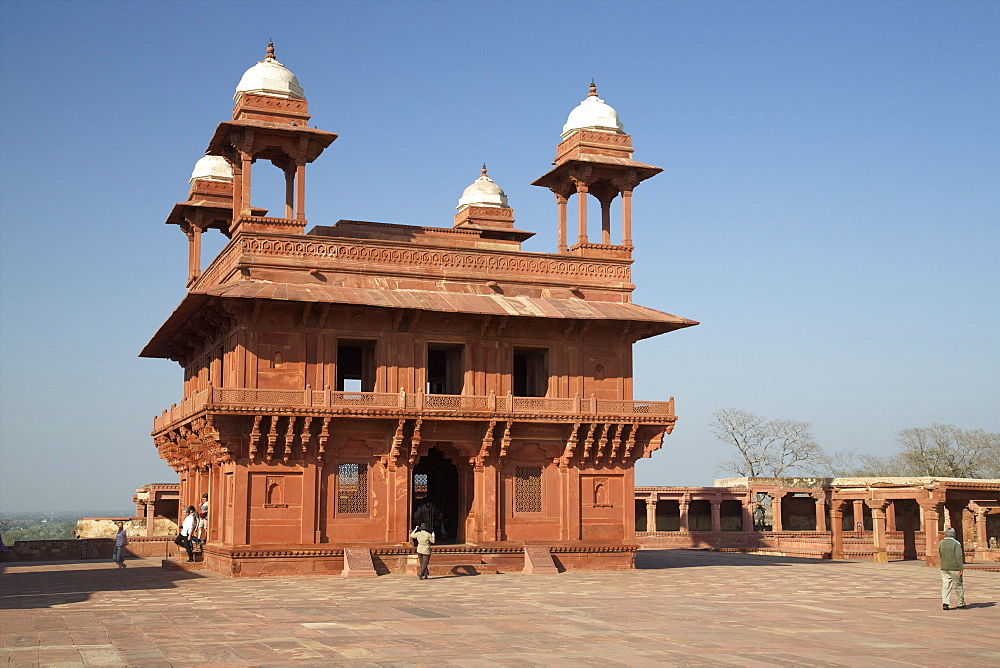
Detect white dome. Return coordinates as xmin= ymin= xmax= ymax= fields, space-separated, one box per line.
xmin=457 ymin=166 xmax=509 ymax=210
xmin=561 ymin=83 xmax=624 ymax=138
xmin=234 ymin=44 xmax=304 ymax=100
xmin=190 ymin=155 xmax=233 ymax=183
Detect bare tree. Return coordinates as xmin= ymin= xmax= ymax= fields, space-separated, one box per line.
xmin=807 ymin=424 xmax=1000 ymax=479
xmin=712 ymin=408 xmax=823 ymax=477
xmin=891 ymin=424 xmax=1000 ymax=478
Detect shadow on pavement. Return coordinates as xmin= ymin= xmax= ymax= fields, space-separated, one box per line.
xmin=636 ymin=548 xmax=855 ymax=569
xmin=0 ymin=559 xmax=205 ymax=610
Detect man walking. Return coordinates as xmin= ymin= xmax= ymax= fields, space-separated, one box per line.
xmin=939 ymin=527 xmax=965 ymax=610
xmin=410 ymin=523 xmax=435 ymax=580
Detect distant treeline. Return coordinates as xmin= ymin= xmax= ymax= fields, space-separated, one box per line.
xmin=0 ymin=511 xmax=133 ymax=543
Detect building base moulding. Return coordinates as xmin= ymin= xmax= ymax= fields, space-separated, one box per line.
xmin=182 ymin=543 xmax=638 ymax=577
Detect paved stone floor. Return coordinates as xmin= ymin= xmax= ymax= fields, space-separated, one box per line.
xmin=1 ymin=550 xmax=998 ymax=666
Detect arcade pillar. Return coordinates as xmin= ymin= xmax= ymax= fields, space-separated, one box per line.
xmin=866 ymin=499 xmax=890 ymax=563
xmin=645 ymin=497 xmax=657 ymax=532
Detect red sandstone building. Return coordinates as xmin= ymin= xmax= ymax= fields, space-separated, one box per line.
xmin=142 ymin=45 xmax=696 ymax=576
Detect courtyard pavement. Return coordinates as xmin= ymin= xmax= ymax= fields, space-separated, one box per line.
xmin=1 ymin=550 xmax=998 ymax=666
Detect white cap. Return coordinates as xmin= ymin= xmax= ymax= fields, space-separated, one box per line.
xmin=234 ymin=42 xmax=305 ymax=100
xmin=190 ymin=155 xmax=233 ymax=183
xmin=457 ymin=165 xmax=510 ymax=210
xmin=561 ymin=81 xmax=624 ymax=138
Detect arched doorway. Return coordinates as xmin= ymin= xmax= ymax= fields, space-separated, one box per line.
xmin=412 ymin=446 xmax=462 ymax=544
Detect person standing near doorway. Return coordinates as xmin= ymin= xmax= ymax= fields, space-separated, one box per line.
xmin=410 ymin=523 xmax=435 ymax=580
xmin=939 ymin=527 xmax=965 ymax=610
xmin=179 ymin=506 xmax=198 ymax=562
xmin=113 ymin=522 xmax=128 ymax=568
xmin=196 ymin=493 xmax=209 ymax=543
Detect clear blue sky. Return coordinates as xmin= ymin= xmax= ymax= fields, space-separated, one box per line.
xmin=1 ymin=1 xmax=997 ymax=512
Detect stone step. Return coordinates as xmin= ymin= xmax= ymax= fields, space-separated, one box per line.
xmin=162 ymin=557 xmax=204 ymax=571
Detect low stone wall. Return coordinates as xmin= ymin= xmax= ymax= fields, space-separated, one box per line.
xmin=637 ymin=531 xmax=832 ymax=559
xmin=1 ymin=539 xmax=114 ymax=562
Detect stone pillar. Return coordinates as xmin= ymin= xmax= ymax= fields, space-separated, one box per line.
xmin=830 ymin=502 xmax=845 ymax=559
xmin=600 ymin=198 xmax=612 ymax=245
xmin=145 ymin=496 xmax=155 ymax=538
xmin=853 ymin=500 xmax=865 ymax=532
xmin=239 ymin=151 xmax=253 ymax=217
xmin=284 ymin=166 xmax=295 ymax=219
xmin=919 ymin=501 xmax=942 ymax=567
xmin=742 ymin=493 xmax=754 ymax=532
xmin=678 ymin=499 xmax=689 ymax=533
xmin=185 ymin=220 xmax=203 ymax=285
xmin=556 ymin=194 xmax=568 ymax=253
xmin=295 ymin=161 xmax=307 ymax=221
xmin=645 ymin=498 xmax=657 ymax=533
xmin=886 ymin=502 xmax=897 ymax=532
xmin=866 ymin=499 xmax=890 ymax=563
xmin=575 ymin=182 xmax=588 ymax=245
xmin=974 ymin=509 xmax=988 ymax=551
xmin=771 ymin=493 xmax=785 ymax=532
xmin=621 ymin=189 xmax=633 ymax=246
xmin=710 ymin=495 xmax=722 ymax=532
xmin=813 ymin=493 xmax=827 ymax=532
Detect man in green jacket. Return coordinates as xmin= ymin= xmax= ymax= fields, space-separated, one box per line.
xmin=938 ymin=528 xmax=965 ymax=610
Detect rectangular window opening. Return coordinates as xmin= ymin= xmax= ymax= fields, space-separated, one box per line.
xmin=337 ymin=340 xmax=376 ymax=392
xmin=427 ymin=343 xmax=464 ymax=395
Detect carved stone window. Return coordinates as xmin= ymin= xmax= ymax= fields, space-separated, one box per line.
xmin=337 ymin=462 xmax=369 ymax=515
xmin=514 ymin=465 xmax=543 ymax=513
xmin=413 ymin=473 xmax=428 ymax=495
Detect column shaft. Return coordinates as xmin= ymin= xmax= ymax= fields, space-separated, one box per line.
xmin=646 ymin=499 xmax=657 ymax=532
xmin=556 ymin=194 xmax=568 ymax=253
xmin=621 ymin=189 xmax=633 ymax=246
xmin=576 ymin=184 xmax=588 ymax=245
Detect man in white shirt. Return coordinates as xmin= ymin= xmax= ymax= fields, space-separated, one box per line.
xmin=180 ymin=506 xmax=197 ymax=562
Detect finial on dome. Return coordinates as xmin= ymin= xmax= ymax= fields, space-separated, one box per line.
xmin=589 ymin=80 xmax=597 ymax=97
xmin=265 ymin=41 xmax=275 ymax=61
xmin=481 ymin=163 xmax=488 ymax=177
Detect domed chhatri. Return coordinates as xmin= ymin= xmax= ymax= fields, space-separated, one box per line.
xmin=234 ymin=41 xmax=305 ymax=101
xmin=561 ymin=81 xmax=624 ymax=138
xmin=456 ymin=164 xmax=510 ymax=210
xmin=189 ymin=155 xmax=233 ymax=183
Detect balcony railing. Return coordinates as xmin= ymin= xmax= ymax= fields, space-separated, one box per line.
xmin=153 ymin=387 xmax=674 ymax=433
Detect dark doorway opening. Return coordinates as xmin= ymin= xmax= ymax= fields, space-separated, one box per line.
xmin=513 ymin=348 xmax=548 ymax=397
xmin=894 ymin=499 xmax=920 ymax=560
xmin=412 ymin=446 xmax=461 ymax=544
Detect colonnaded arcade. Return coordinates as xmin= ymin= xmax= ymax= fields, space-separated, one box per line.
xmin=142 ymin=45 xmax=697 ymax=577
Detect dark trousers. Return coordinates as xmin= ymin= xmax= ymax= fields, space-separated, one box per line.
xmin=179 ymin=536 xmax=194 ymax=561
xmin=417 ymin=553 xmax=430 ymax=578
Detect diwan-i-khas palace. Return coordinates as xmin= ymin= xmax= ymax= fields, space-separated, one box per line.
xmin=141 ymin=44 xmax=697 ymax=577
